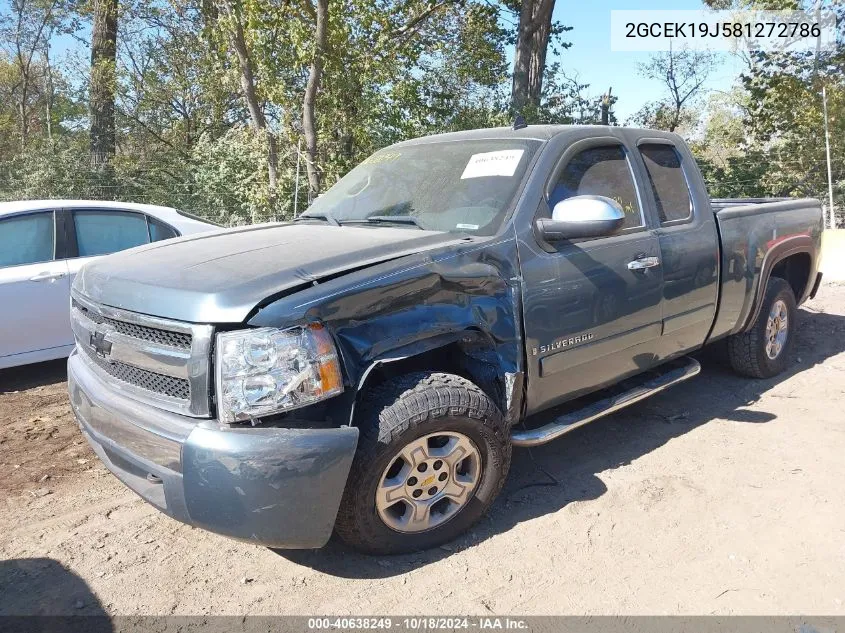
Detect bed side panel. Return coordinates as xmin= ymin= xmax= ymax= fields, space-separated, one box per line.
xmin=709 ymin=199 xmax=823 ymax=341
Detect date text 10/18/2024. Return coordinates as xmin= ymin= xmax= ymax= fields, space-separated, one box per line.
xmin=307 ymin=617 xmax=529 ymax=630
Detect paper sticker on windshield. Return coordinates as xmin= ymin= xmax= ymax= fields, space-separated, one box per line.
xmin=460 ymin=150 xmax=524 ymax=179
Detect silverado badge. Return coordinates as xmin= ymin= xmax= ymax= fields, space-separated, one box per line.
xmin=533 ymin=332 xmax=594 ymax=356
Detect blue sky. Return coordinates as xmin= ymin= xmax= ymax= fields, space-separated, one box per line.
xmin=549 ymin=0 xmax=745 ymax=120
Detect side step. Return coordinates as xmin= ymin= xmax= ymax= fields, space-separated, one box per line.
xmin=511 ymin=356 xmax=701 ymax=447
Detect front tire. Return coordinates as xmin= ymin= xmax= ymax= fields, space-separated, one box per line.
xmin=335 ymin=372 xmax=511 ymax=555
xmin=727 ymin=277 xmax=797 ymax=378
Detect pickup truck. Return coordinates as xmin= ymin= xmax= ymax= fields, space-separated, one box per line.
xmin=67 ymin=125 xmax=824 ymax=555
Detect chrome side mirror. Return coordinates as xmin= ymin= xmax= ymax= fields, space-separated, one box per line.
xmin=536 ymin=195 xmax=627 ymax=241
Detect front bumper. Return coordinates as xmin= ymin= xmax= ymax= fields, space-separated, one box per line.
xmin=68 ymin=350 xmax=358 ymax=549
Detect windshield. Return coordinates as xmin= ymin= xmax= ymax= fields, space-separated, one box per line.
xmin=302 ymin=139 xmax=541 ymax=235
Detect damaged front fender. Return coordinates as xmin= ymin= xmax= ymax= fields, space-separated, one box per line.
xmin=248 ymin=235 xmax=525 ymax=426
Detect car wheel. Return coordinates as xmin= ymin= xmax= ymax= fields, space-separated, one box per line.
xmin=335 ymin=372 xmax=511 ymax=555
xmin=727 ymin=277 xmax=797 ymax=378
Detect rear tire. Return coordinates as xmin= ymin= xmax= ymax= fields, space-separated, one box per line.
xmin=727 ymin=277 xmax=797 ymax=378
xmin=335 ymin=372 xmax=511 ymax=555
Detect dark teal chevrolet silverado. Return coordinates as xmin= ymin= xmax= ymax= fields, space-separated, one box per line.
xmin=68 ymin=125 xmax=823 ymax=554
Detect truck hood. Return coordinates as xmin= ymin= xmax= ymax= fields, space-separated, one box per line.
xmin=73 ymin=223 xmax=464 ymax=323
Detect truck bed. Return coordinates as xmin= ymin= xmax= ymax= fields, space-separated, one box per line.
xmin=708 ymin=198 xmax=824 ymax=342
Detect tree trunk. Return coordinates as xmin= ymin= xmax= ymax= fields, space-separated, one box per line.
xmin=526 ymin=0 xmax=553 ymax=107
xmin=44 ymin=40 xmax=54 ymax=142
xmin=511 ymin=0 xmax=555 ymax=114
xmin=89 ymin=0 xmax=118 ymax=170
xmin=510 ymin=0 xmax=534 ymax=113
xmin=217 ymin=0 xmax=279 ymax=219
xmin=232 ymin=30 xmax=280 ymax=198
xmin=302 ymin=0 xmax=329 ymax=199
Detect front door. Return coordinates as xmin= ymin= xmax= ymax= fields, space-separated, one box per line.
xmin=518 ymin=140 xmax=664 ymax=415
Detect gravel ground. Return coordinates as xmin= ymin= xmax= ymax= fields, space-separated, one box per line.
xmin=1 ymin=283 xmax=844 ymax=616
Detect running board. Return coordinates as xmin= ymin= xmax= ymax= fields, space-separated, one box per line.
xmin=511 ymin=357 xmax=701 ymax=447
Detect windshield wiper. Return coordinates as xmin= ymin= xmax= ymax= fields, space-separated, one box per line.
xmin=294 ymin=213 xmax=340 ymax=226
xmin=346 ymin=215 xmax=424 ymax=230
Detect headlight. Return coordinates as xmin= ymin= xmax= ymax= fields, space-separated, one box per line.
xmin=215 ymin=324 xmax=343 ymax=424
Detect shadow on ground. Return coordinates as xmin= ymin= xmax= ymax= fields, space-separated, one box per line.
xmin=278 ymin=306 xmax=845 ymax=578
xmin=0 ymin=359 xmax=67 ymax=393
xmin=0 ymin=558 xmax=110 ymax=626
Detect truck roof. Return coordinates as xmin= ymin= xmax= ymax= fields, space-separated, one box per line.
xmin=392 ymin=124 xmax=672 ymax=146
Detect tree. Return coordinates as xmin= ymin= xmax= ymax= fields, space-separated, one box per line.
xmin=738 ymin=2 xmax=845 ymax=219
xmin=0 ymin=0 xmax=67 ymax=147
xmin=89 ymin=0 xmax=118 ymax=171
xmin=537 ymin=67 xmax=611 ymax=125
xmin=509 ymin=0 xmax=555 ymax=114
xmin=214 ymin=0 xmax=280 ymax=213
xmin=635 ymin=46 xmax=717 ymax=132
xmin=301 ymin=0 xmax=328 ymax=198
xmin=689 ymin=90 xmax=770 ymax=198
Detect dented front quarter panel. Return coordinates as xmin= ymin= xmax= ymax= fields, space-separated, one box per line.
xmin=248 ymin=234 xmax=525 ymax=425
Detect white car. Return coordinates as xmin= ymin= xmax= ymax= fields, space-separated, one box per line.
xmin=0 ymin=200 xmax=218 ymax=369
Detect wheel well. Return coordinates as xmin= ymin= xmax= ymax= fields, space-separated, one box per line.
xmin=770 ymin=252 xmax=811 ymax=302
xmin=353 ymin=341 xmax=506 ymax=424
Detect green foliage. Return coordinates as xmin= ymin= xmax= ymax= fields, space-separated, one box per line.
xmin=736 ymin=2 xmax=845 ymax=215
xmin=0 ymin=136 xmax=93 ymax=200
xmin=189 ymin=126 xmax=282 ymax=225
xmin=0 ymin=0 xmax=600 ymax=222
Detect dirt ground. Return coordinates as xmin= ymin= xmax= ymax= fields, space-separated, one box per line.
xmin=1 ymin=284 xmax=844 ymax=616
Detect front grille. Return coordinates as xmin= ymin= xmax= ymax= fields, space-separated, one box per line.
xmin=73 ymin=300 xmax=192 ymax=349
xmin=80 ymin=343 xmax=191 ymax=400
xmin=72 ymin=292 xmax=212 ymax=416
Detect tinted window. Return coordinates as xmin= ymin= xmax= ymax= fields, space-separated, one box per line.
xmin=149 ymin=218 xmax=178 ymax=242
xmin=550 ymin=145 xmax=643 ymax=230
xmin=0 ymin=212 xmax=54 ymax=267
xmin=639 ymin=144 xmax=693 ymax=223
xmin=73 ymin=211 xmax=150 ymax=257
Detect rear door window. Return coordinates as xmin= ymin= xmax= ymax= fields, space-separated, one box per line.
xmin=639 ymin=144 xmax=693 ymax=224
xmin=72 ymin=211 xmax=151 ymax=257
xmin=0 ymin=212 xmax=55 ymax=267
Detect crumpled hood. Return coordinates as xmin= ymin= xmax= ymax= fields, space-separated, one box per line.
xmin=73 ymin=222 xmax=463 ymax=323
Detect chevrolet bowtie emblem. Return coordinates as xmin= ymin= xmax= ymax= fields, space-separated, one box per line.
xmin=89 ymin=330 xmax=112 ymax=358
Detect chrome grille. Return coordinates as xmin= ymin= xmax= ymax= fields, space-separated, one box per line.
xmin=71 ymin=291 xmax=213 ymax=417
xmin=73 ymin=300 xmax=191 ymax=349
xmin=80 ymin=343 xmax=190 ymax=400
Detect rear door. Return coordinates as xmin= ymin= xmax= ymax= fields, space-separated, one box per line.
xmin=64 ymin=208 xmax=155 ymax=286
xmin=0 ymin=210 xmax=72 ymax=363
xmin=633 ymin=140 xmax=719 ymax=359
xmin=518 ymin=135 xmax=665 ymax=414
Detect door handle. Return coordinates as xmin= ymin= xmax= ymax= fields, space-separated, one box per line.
xmin=29 ymin=271 xmax=67 ymax=282
xmin=627 ymin=256 xmax=660 ymax=271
